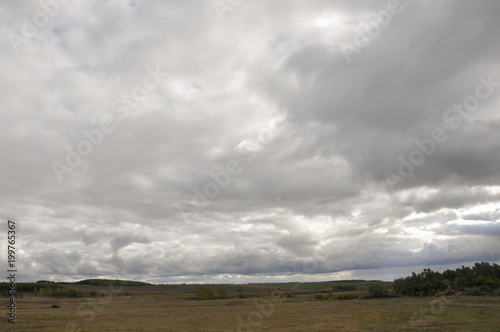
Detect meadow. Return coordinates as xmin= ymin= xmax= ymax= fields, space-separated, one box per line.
xmin=2 ymin=281 xmax=500 ymax=331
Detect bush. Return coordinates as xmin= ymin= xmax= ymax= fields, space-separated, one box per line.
xmin=368 ymin=284 xmax=390 ymax=298
xmin=51 ymin=304 xmax=60 ymax=308
xmin=465 ymin=287 xmax=483 ymax=296
xmin=332 ymin=285 xmax=356 ymax=292
xmin=217 ymin=287 xmax=227 ymax=299
xmin=195 ymin=287 xmax=214 ymax=300
xmin=237 ymin=292 xmax=250 ymax=298
xmin=444 ymin=288 xmax=455 ymax=296
xmin=331 ymin=293 xmax=358 ymax=300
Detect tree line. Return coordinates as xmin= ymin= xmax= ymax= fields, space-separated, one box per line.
xmin=33 ymin=287 xmax=101 ymax=298
xmin=393 ymin=262 xmax=500 ymax=296
xmin=0 ymin=281 xmax=101 ymax=298
xmin=195 ymin=286 xmax=227 ymax=300
xmin=76 ymin=279 xmax=150 ymax=287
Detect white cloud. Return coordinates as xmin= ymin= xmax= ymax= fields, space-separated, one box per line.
xmin=1 ymin=0 xmax=500 ymax=283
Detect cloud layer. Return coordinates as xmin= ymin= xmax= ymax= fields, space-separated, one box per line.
xmin=1 ymin=0 xmax=499 ymax=283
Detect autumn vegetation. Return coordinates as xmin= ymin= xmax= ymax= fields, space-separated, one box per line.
xmin=393 ymin=262 xmax=500 ymax=296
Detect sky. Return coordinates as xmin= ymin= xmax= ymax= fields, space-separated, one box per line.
xmin=1 ymin=0 xmax=500 ymax=284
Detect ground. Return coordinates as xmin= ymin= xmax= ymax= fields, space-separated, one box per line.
xmin=2 ymin=283 xmax=500 ymax=331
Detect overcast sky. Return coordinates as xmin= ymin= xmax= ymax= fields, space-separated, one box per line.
xmin=1 ymin=0 xmax=500 ymax=284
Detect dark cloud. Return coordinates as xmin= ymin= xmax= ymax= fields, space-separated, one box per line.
xmin=2 ymin=0 xmax=499 ymax=283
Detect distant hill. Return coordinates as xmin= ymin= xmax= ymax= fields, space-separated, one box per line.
xmin=248 ymin=279 xmax=388 ymax=290
xmin=75 ymin=279 xmax=151 ymax=287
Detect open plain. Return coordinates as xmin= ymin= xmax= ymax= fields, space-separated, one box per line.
xmin=3 ymin=282 xmax=500 ymax=331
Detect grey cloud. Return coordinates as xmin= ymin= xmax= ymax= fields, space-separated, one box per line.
xmin=2 ymin=0 xmax=500 ymax=283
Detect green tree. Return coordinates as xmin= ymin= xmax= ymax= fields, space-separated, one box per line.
xmin=394 ymin=262 xmax=500 ymax=296
xmin=195 ymin=286 xmax=214 ymax=300
xmin=217 ymin=287 xmax=227 ymax=298
xmin=368 ymin=284 xmax=389 ymax=298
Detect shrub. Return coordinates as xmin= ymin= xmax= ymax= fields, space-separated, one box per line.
xmin=444 ymin=288 xmax=455 ymax=296
xmin=195 ymin=287 xmax=214 ymax=300
xmin=332 ymin=285 xmax=356 ymax=292
xmin=237 ymin=292 xmax=250 ymax=298
xmin=51 ymin=304 xmax=60 ymax=308
xmin=217 ymin=287 xmax=227 ymax=299
xmin=332 ymin=293 xmax=358 ymax=300
xmin=368 ymin=284 xmax=390 ymax=298
xmin=388 ymin=289 xmax=400 ymax=297
xmin=465 ymin=287 xmax=483 ymax=296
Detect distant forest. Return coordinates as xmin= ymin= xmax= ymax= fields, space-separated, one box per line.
xmin=0 ymin=279 xmax=150 ymax=298
xmin=393 ymin=262 xmax=500 ymax=296
xmin=1 ymin=263 xmax=499 ymax=299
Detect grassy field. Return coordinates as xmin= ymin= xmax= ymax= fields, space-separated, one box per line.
xmin=2 ymin=282 xmax=500 ymax=331
xmin=251 ymin=280 xmax=386 ymax=290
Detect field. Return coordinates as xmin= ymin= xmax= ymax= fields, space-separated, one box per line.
xmin=2 ymin=282 xmax=500 ymax=331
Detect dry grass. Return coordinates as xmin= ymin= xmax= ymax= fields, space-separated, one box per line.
xmin=2 ymin=288 xmax=500 ymax=331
